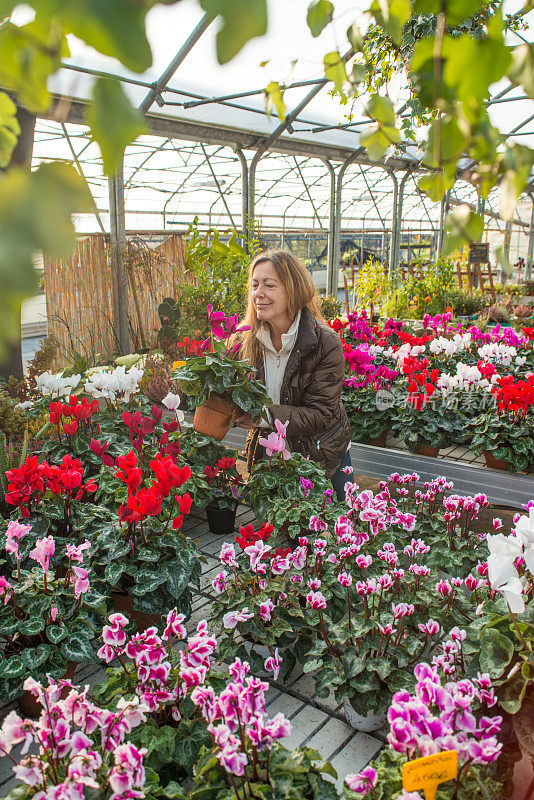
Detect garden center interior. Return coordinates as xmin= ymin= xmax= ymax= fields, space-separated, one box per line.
xmin=2 ymin=1 xmax=534 ymax=799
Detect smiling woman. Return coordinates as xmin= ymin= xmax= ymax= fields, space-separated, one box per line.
xmin=235 ymin=250 xmax=351 ymax=498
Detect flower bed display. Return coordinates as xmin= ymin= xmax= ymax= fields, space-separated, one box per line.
xmin=2 ymin=301 xmax=534 ymax=800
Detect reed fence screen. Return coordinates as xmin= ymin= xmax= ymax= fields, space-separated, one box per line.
xmin=43 ymin=234 xmax=188 ymax=367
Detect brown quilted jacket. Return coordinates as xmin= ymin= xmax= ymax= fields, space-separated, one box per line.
xmin=254 ymin=306 xmax=351 ymax=476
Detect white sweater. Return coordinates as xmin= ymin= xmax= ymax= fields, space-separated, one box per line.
xmin=256 ymin=311 xmax=301 ymax=409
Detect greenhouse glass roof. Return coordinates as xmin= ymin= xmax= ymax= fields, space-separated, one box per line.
xmin=27 ymin=0 xmax=534 ymax=245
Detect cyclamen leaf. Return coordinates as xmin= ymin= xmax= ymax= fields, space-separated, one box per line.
xmin=87 ymin=78 xmax=147 ymax=176
xmin=307 ymin=0 xmax=334 ymax=37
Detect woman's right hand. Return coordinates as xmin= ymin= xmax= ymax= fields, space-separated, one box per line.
xmin=234 ymin=413 xmax=258 ymax=430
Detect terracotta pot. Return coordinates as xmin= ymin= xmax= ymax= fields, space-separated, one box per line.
xmin=111 ymin=590 xmax=162 ymax=631
xmin=365 ymin=431 xmax=388 ymax=448
xmin=484 ymin=450 xmax=509 ymax=471
xmin=18 ymin=662 xmax=77 ymax=717
xmin=193 ymin=394 xmax=237 ymax=440
xmin=416 ymin=444 xmax=439 ymax=458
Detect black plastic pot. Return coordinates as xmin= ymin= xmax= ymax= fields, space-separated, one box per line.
xmin=206 ymin=500 xmax=238 ymax=535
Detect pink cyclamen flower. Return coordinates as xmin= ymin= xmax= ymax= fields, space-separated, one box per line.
xmin=418 ymin=619 xmax=440 ymax=636
xmin=338 ymin=572 xmax=353 ymax=588
xmin=222 ymin=608 xmax=254 ymax=630
xmin=219 ymin=542 xmax=237 ymax=567
xmin=259 ymin=431 xmax=290 ymax=459
xmin=212 ymin=570 xmax=228 ymax=595
xmin=5 ymin=520 xmax=31 ymax=559
xmin=29 ymin=536 xmax=55 ymax=573
xmin=345 ymin=766 xmax=378 ymax=793
xmin=244 ymin=539 xmax=271 ymax=572
xmin=306 ymin=590 xmax=326 ymax=610
xmin=264 ymin=647 xmax=282 ymax=679
xmin=436 ymin=579 xmax=452 ymax=596
xmin=72 ymin=565 xmax=91 ymax=597
xmin=259 ymin=599 xmax=275 ymax=622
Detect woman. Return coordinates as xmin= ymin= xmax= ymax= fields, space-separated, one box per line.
xmin=234 ymin=249 xmax=352 ymax=500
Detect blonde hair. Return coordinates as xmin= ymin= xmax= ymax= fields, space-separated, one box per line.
xmin=239 ymin=250 xmax=323 ymax=364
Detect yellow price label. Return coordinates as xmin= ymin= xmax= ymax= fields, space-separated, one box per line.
xmin=402 ymin=751 xmax=458 ymax=800
xmin=173 ymin=360 xmax=187 ymax=369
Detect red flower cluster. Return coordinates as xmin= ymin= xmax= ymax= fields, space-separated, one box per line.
xmin=327 ymin=318 xmax=349 ymax=334
xmin=177 ymin=337 xmax=210 ymax=357
xmin=236 ymin=522 xmax=273 ymax=550
xmin=120 ymin=405 xmax=180 ymax=458
xmin=402 ymin=356 xmax=438 ymax=410
xmin=6 ymin=455 xmax=96 ymax=517
xmin=397 ymin=331 xmax=434 ymax=348
xmin=204 ymin=457 xmax=242 ymax=492
xmin=49 ymin=396 xmax=99 ymax=437
xmin=477 ymin=360 xmax=497 ymax=380
xmin=116 ymin=449 xmax=192 ymax=530
xmin=522 ymin=327 xmax=534 ymax=341
xmin=492 ymin=374 xmax=534 ymax=419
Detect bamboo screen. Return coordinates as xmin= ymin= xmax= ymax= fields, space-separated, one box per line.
xmin=43 ymin=233 xmax=187 ymax=367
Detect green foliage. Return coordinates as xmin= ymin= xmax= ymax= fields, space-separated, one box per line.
xmin=343 ymin=385 xmax=392 ymax=442
xmin=307 ymin=0 xmax=334 ymax=37
xmin=190 ymin=743 xmax=338 ymax=800
xmin=246 ymin=449 xmax=330 ymax=527
xmin=0 ymin=427 xmax=28 ymax=508
xmin=174 ymin=354 xmax=270 ymax=419
xmin=471 ymin=412 xmax=534 ymax=472
xmin=87 ymin=78 xmax=147 ymax=175
xmin=318 ymin=293 xmax=344 ymax=320
xmin=177 ymin=222 xmax=253 ymax=336
xmin=0 ymin=556 xmax=108 ymax=703
xmin=343 ymin=746 xmax=503 ymax=800
xmin=0 ymin=93 xmax=20 ymax=168
xmin=198 ymin=0 xmax=267 ymax=64
xmin=356 ymin=257 xmax=390 ymax=310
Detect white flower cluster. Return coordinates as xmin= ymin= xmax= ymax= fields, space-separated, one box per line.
xmin=35 ymin=371 xmax=81 ymax=398
xmin=386 ymin=342 xmax=426 ymax=367
xmin=487 ymin=507 xmax=534 ymax=613
xmin=478 ymin=342 xmax=518 ymax=366
xmin=436 ymin=363 xmax=491 ymax=396
xmin=429 ymin=333 xmax=472 ymax=357
xmin=84 ymin=365 xmax=143 ymax=403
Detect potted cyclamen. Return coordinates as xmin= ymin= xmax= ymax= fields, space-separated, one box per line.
xmin=343 ymin=629 xmax=504 ymax=800
xmin=0 ymin=521 xmax=108 ymax=712
xmin=0 ymin=675 xmax=161 ymax=799
xmin=173 ymin=306 xmax=270 ymax=440
xmin=471 ymin=374 xmax=534 ymax=472
xmin=210 ymin=523 xmax=310 ymax=676
xmin=93 ymin=610 xmax=219 ymax=780
xmin=203 ymin=456 xmax=244 ymax=535
xmin=300 ymin=482 xmax=474 ymax=731
xmin=390 ymin=355 xmax=456 ymax=456
xmin=245 ymin=420 xmax=332 ymax=539
xmin=188 ymin=657 xmax=337 ymax=800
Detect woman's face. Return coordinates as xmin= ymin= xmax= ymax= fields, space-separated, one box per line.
xmin=251 ymin=260 xmax=290 ymax=327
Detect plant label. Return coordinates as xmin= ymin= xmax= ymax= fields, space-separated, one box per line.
xmin=402 ymin=750 xmax=458 ymax=800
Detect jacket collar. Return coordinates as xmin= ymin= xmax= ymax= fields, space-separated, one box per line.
xmin=295 ymin=306 xmax=318 ymax=355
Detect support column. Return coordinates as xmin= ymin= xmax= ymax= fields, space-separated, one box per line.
xmin=388 ymin=172 xmax=399 ymax=278
xmin=437 ymin=190 xmax=449 ymax=257
xmin=234 ymin=148 xmax=249 ymax=239
xmin=108 ymin=157 xmax=129 ymax=353
xmin=332 ymin=151 xmax=362 ymax=297
xmin=526 ymin=196 xmax=534 ymax=282
xmin=393 ymin=171 xmax=410 ymax=271
xmin=502 ymin=220 xmax=512 ymax=284
xmin=322 ymin=159 xmax=336 ymax=296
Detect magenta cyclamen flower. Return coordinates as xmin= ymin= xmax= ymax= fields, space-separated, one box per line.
xmin=338 ymin=572 xmax=353 ymax=587
xmin=300 ymin=476 xmax=314 ymax=498
xmin=345 ymin=766 xmax=378 ymax=794
xmin=222 ymin=608 xmax=254 ymax=630
xmin=264 ymin=647 xmax=282 ymax=679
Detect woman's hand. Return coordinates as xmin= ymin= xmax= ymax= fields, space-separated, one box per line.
xmin=234 ymin=413 xmax=260 ymax=430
